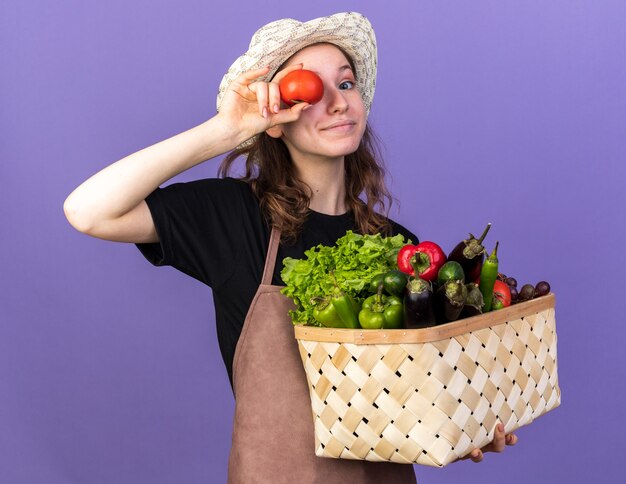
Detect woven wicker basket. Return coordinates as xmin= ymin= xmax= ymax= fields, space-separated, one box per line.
xmin=294 ymin=293 xmax=560 ymax=467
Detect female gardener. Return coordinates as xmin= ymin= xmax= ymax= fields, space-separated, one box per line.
xmin=64 ymin=12 xmax=517 ymax=482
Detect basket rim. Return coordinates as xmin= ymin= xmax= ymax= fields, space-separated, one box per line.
xmin=294 ymin=293 xmax=555 ymax=344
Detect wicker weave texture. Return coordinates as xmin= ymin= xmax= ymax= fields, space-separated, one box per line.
xmin=296 ymin=306 xmax=560 ymax=467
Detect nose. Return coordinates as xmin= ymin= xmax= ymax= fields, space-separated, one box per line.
xmin=325 ymin=86 xmax=349 ymax=113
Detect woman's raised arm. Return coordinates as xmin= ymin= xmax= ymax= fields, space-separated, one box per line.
xmin=63 ymin=116 xmax=240 ymax=243
xmin=63 ymin=66 xmax=308 ymax=243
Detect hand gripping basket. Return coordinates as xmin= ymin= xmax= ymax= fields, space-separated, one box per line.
xmin=294 ymin=294 xmax=560 ymax=467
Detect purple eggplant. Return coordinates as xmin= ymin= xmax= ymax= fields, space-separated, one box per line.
xmin=403 ymin=278 xmax=436 ymax=329
xmin=461 ymin=282 xmax=484 ymax=318
xmin=447 ymin=223 xmax=491 ymax=283
xmin=434 ymin=280 xmax=468 ymax=323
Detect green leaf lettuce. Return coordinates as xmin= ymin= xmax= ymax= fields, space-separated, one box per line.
xmin=280 ymin=231 xmax=411 ymax=325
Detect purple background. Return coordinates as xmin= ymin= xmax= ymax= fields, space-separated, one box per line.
xmin=2 ymin=1 xmax=624 ymax=482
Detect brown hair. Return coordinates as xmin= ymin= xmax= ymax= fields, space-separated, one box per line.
xmin=218 ymin=124 xmax=393 ymax=243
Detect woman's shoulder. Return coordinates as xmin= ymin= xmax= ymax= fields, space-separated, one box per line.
xmin=181 ymin=176 xmax=251 ymax=193
xmin=144 ymin=177 xmax=262 ymax=227
xmin=159 ymin=176 xmax=255 ymax=203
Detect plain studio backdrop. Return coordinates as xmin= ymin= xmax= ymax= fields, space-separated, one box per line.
xmin=1 ymin=1 xmax=624 ymax=483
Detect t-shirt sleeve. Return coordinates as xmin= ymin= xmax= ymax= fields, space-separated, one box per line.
xmin=135 ymin=178 xmax=249 ymax=288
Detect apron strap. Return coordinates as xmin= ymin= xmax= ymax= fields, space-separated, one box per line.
xmin=261 ymin=227 xmax=281 ymax=285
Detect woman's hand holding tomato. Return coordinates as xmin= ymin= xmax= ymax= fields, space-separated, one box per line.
xmin=217 ymin=64 xmax=312 ymax=145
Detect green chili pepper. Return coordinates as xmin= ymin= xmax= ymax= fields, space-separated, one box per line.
xmin=358 ymin=287 xmax=404 ymax=329
xmin=312 ymin=293 xmax=360 ymax=328
xmin=331 ymin=293 xmax=361 ymax=329
xmin=478 ymin=242 xmax=499 ymax=312
xmin=322 ymin=271 xmax=360 ymax=329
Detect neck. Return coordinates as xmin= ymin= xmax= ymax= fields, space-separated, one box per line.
xmin=293 ymin=156 xmax=347 ymax=215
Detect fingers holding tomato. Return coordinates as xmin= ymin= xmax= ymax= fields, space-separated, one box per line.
xmin=266 ymin=63 xmax=308 ymax=114
xmin=247 ymin=79 xmax=288 ymax=119
xmin=221 ymin=66 xmax=273 ymax=118
xmin=219 ymin=67 xmax=303 ymax=134
xmin=247 ymin=78 xmax=272 ymax=118
xmin=218 ymin=63 xmax=322 ymax=144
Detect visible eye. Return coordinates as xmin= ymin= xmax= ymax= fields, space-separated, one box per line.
xmin=339 ymin=80 xmax=355 ymax=90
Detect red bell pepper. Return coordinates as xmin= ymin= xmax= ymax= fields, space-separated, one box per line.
xmin=397 ymin=241 xmax=446 ymax=282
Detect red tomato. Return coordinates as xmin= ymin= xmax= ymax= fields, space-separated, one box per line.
xmin=492 ymin=280 xmax=512 ymax=309
xmin=278 ymin=70 xmax=324 ymax=106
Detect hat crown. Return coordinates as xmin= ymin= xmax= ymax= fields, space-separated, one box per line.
xmin=250 ymin=18 xmax=301 ymax=46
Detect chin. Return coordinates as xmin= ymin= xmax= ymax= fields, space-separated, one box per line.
xmin=323 ymin=139 xmax=361 ymax=158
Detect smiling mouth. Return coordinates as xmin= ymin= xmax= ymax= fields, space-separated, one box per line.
xmin=323 ymin=121 xmax=356 ymax=130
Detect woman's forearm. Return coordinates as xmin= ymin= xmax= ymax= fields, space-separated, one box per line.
xmin=63 ymin=115 xmax=244 ymax=234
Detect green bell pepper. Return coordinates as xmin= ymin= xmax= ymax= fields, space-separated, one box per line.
xmin=313 ymin=298 xmax=343 ymax=328
xmin=358 ymin=289 xmax=404 ymax=329
xmin=331 ymin=293 xmax=360 ymax=329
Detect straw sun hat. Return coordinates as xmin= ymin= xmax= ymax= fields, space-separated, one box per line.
xmin=216 ymin=12 xmax=377 ymax=115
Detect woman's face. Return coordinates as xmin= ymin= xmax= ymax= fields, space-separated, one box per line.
xmin=270 ymin=43 xmax=367 ymax=165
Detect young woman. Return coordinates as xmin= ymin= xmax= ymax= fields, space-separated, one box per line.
xmin=64 ymin=12 xmax=516 ymax=482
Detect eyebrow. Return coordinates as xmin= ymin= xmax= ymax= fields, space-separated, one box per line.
xmin=309 ymin=64 xmax=355 ymax=78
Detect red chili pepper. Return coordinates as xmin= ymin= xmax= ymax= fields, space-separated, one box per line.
xmin=397 ymin=241 xmax=447 ymax=282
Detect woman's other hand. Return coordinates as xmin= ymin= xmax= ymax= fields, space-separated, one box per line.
xmin=465 ymin=423 xmax=518 ymax=463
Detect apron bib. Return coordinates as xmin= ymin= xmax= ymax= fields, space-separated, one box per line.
xmin=227 ymin=229 xmax=416 ymax=483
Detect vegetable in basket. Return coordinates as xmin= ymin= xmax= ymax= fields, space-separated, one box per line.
xmin=280 ymin=231 xmax=409 ymax=326
xmin=437 ymin=261 xmax=465 ymax=286
xmin=312 ymin=292 xmax=361 ymax=328
xmin=327 ymin=272 xmax=361 ymax=328
xmin=478 ymin=242 xmax=500 ymax=312
xmin=403 ymin=277 xmax=436 ymax=328
xmin=397 ymin=241 xmax=446 ymax=281
xmin=497 ymin=273 xmax=552 ymax=305
xmin=491 ymin=280 xmax=512 ymax=310
xmin=434 ymin=279 xmax=467 ymax=322
xmin=369 ymin=273 xmax=385 ymax=293
xmin=461 ymin=282 xmax=484 ymax=317
xmin=330 ymin=291 xmax=361 ymax=328
xmin=358 ymin=287 xmax=404 ymax=329
xmin=312 ymin=298 xmax=343 ymax=328
xmin=382 ymin=270 xmax=409 ymax=297
xmin=447 ymin=223 xmax=491 ymax=283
